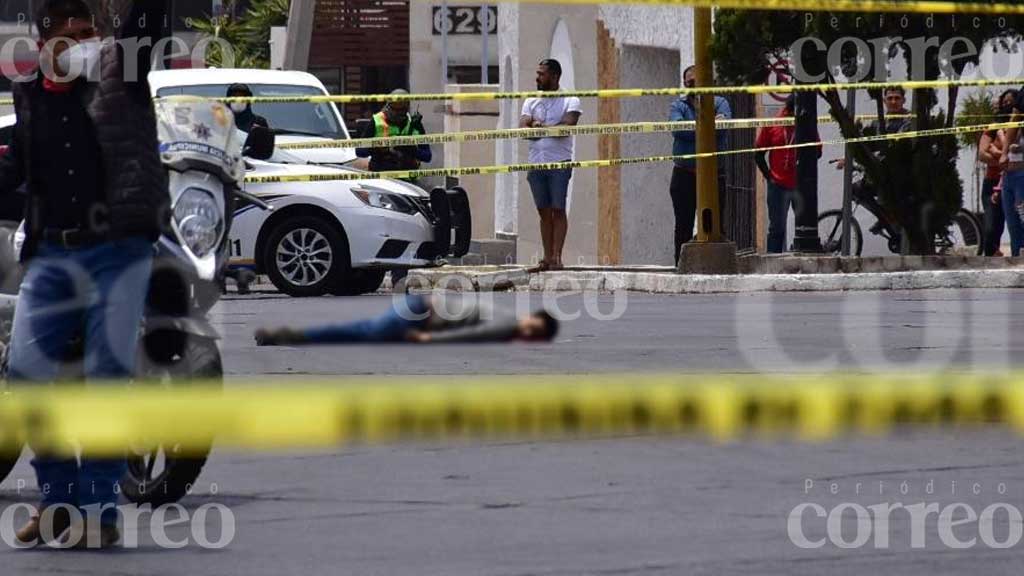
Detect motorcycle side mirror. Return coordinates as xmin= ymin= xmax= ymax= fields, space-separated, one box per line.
xmin=243 ymin=126 xmax=275 ymax=160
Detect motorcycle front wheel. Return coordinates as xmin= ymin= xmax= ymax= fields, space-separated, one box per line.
xmin=122 ymin=336 xmax=223 ymax=507
xmin=0 ymin=430 xmax=21 ymax=487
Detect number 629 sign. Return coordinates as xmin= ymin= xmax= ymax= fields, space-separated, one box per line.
xmin=431 ymin=6 xmax=498 ymax=36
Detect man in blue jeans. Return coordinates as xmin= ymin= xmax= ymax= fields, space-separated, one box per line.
xmin=754 ymin=95 xmax=821 ymax=253
xmin=521 ymin=59 xmax=581 ymax=270
xmin=1000 ymin=88 xmax=1024 ymax=257
xmin=0 ymin=0 xmax=169 ymax=549
xmin=253 ymin=294 xmax=560 ymax=345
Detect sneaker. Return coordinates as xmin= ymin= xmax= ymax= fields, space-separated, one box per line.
xmin=254 ymin=327 xmax=307 ymax=346
xmin=14 ymin=505 xmax=72 ymax=548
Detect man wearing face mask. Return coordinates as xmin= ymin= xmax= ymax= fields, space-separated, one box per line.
xmin=226 ymin=83 xmax=269 ymax=133
xmin=355 ymin=89 xmax=432 ymax=175
xmin=0 ymin=0 xmax=169 ymax=550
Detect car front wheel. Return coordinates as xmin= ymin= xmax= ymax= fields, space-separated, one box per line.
xmin=263 ymin=215 xmax=349 ymax=297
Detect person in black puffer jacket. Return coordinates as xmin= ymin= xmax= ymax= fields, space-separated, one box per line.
xmin=0 ymin=0 xmax=170 ymax=550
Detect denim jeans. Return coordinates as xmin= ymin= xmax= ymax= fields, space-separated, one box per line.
xmin=767 ymin=180 xmax=797 ymax=253
xmin=1002 ymin=170 xmax=1024 ymax=256
xmin=527 ymin=168 xmax=572 ymax=210
xmin=7 ymin=238 xmax=154 ymax=525
xmin=303 ymin=295 xmax=431 ymax=343
xmin=982 ymin=177 xmax=1005 ymax=256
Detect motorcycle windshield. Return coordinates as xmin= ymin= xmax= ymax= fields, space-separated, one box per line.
xmin=156 ymin=98 xmax=244 ymax=182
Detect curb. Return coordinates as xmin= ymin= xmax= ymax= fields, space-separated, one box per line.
xmin=402 ymin=268 xmax=1024 ymax=294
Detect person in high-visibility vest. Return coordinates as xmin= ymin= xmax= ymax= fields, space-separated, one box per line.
xmin=355 ymin=89 xmax=432 ymax=173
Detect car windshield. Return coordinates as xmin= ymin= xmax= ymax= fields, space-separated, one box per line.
xmin=155 ymin=83 xmax=348 ymax=140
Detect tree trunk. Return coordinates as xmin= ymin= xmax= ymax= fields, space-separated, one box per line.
xmin=909 ymin=88 xmax=937 ymax=254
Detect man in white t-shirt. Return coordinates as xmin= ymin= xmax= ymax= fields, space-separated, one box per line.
xmin=519 ymin=59 xmax=582 ymax=270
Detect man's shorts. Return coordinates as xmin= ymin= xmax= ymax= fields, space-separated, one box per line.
xmin=527 ymin=167 xmax=573 ymax=210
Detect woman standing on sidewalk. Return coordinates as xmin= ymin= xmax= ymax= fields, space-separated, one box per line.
xmin=1000 ymin=89 xmax=1024 ymax=257
xmin=977 ymin=91 xmax=1016 ymax=256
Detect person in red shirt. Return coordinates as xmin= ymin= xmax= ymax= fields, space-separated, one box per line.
xmin=754 ymin=95 xmax=820 ymax=253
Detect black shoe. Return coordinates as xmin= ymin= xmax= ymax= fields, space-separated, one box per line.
xmin=254 ymin=327 xmax=307 ymax=346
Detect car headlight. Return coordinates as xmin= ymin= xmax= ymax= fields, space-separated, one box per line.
xmin=352 ymin=187 xmax=419 ymax=215
xmin=174 ymin=187 xmax=224 ymax=258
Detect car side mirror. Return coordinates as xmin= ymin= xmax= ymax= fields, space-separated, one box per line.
xmin=243 ymin=125 xmax=275 ymax=160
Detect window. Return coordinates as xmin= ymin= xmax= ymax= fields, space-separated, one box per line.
xmin=156 ymin=83 xmax=348 ymax=139
xmin=448 ymin=66 xmax=499 ymax=85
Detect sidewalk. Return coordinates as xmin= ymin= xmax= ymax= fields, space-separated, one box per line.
xmin=398 ymin=255 xmax=1024 ymax=294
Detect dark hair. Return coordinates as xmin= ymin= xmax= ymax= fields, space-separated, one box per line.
xmin=539 ymin=59 xmax=562 ymax=77
xmin=884 ymin=86 xmax=906 ymax=98
xmin=784 ymin=93 xmax=796 ymax=110
xmin=683 ymin=65 xmax=696 ymax=78
xmin=227 ymin=83 xmax=253 ymax=97
xmin=35 ymin=0 xmax=92 ymax=39
xmin=532 ymin=310 xmax=560 ymax=341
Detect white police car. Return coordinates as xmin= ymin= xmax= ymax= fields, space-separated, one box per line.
xmin=0 ymin=70 xmax=470 ymax=297
xmin=147 ymin=68 xmax=470 ymax=297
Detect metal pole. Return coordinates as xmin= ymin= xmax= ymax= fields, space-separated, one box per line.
xmin=481 ymin=5 xmax=489 ymax=84
xmin=841 ymin=89 xmax=855 ymax=256
xmin=693 ymin=7 xmax=721 ymax=243
xmin=441 ymin=0 xmax=449 ymax=87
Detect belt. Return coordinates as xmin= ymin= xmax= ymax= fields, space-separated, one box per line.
xmin=41 ymin=228 xmax=102 ymax=249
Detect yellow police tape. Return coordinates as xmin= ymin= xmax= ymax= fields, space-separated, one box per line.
xmin=278 ymin=118 xmax=805 ymax=151
xmin=0 ymin=76 xmax=1016 ymax=109
xmin=461 ymin=0 xmax=1024 ymax=15
xmin=212 ymin=76 xmax=1024 ymax=106
xmin=277 ymin=113 xmax=1002 ymax=151
xmin=247 ymin=119 xmax=1023 ymax=185
xmin=0 ymin=374 xmax=1022 ymax=456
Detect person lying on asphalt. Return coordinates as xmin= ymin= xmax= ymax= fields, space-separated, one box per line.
xmin=254 ymin=294 xmax=559 ymax=345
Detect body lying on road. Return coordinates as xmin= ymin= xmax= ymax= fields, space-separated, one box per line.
xmin=254 ymin=294 xmax=559 ymax=345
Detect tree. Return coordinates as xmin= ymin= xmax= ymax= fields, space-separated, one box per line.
xmin=191 ymin=0 xmax=291 ymax=69
xmin=956 ymin=90 xmax=999 ymax=212
xmin=712 ymin=5 xmax=1024 ymax=253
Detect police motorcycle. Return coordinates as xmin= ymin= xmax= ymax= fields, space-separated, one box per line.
xmin=0 ymin=98 xmax=273 ymax=506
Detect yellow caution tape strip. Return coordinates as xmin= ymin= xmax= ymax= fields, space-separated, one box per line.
xmin=465 ymin=0 xmax=1024 ymax=15
xmin=0 ymin=374 xmax=1022 ymax=456
xmin=247 ymin=119 xmax=1024 ymax=184
xmin=200 ymin=77 xmax=1024 ymax=105
xmin=277 ymin=114 xmax=1008 ymax=151
xmin=279 ymin=118 xmax=804 ymax=151
xmin=0 ymin=77 xmax=1017 ymax=109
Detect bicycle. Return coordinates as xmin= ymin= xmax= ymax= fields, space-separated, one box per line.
xmin=818 ymin=163 xmax=983 ymax=256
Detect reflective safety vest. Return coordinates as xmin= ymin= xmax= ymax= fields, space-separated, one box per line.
xmin=373 ymin=111 xmax=415 ymax=137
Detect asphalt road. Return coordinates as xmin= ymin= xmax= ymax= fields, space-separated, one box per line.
xmin=3 ymin=289 xmax=1024 ymax=575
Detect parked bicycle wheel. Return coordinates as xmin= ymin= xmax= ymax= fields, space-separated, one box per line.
xmin=938 ymin=209 xmax=983 ymax=256
xmin=817 ymin=210 xmax=864 ymax=256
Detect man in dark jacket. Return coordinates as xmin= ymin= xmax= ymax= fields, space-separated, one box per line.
xmin=226 ymin=82 xmax=269 ymax=133
xmin=355 ymin=89 xmax=432 ymax=174
xmin=0 ymin=0 xmax=169 ymax=550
